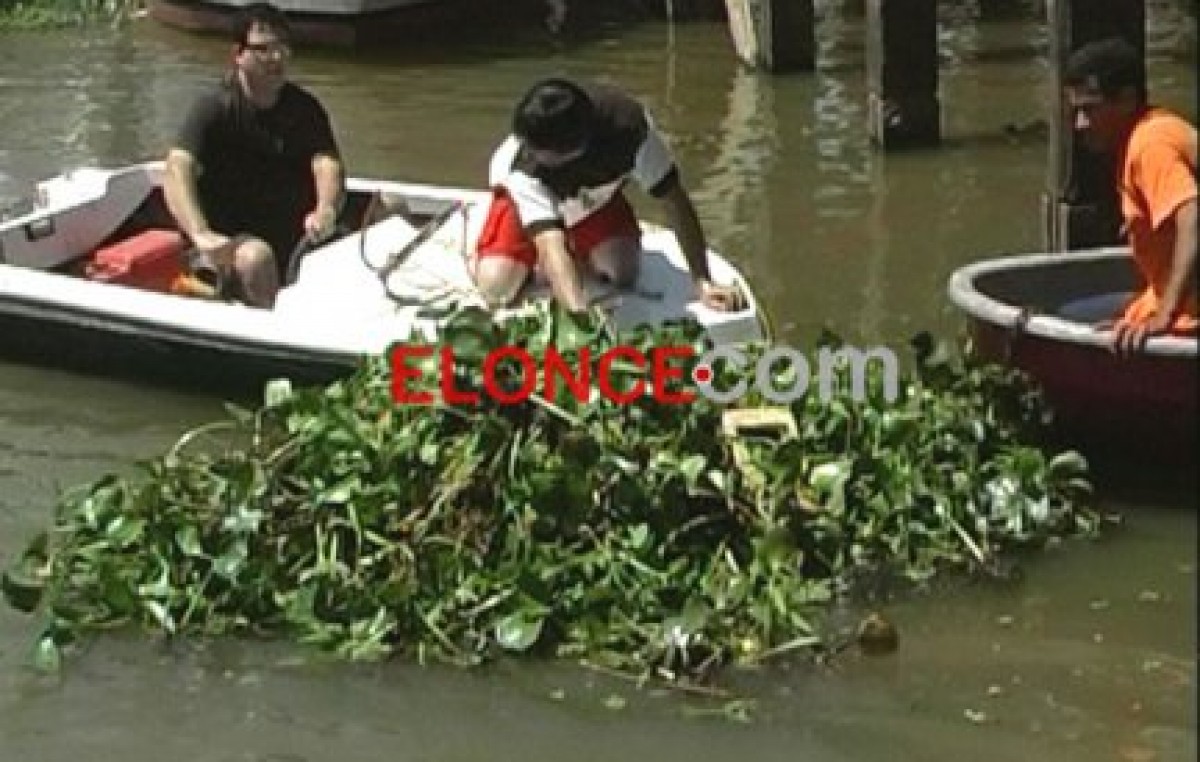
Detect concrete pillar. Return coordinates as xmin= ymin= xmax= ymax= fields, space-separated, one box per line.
xmin=1172 ymin=0 xmax=1196 ymax=62
xmin=865 ymin=0 xmax=941 ymax=149
xmin=724 ymin=0 xmax=816 ymax=72
xmin=1043 ymin=0 xmax=1145 ymax=251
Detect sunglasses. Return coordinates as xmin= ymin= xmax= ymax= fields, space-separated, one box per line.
xmin=243 ymin=41 xmax=292 ymax=59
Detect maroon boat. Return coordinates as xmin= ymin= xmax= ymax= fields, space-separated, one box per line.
xmin=947 ymin=247 xmax=1197 ymax=462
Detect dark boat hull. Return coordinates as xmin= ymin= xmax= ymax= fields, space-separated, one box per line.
xmin=969 ymin=320 xmax=1197 ymax=460
xmin=948 ymin=248 xmax=1197 ymax=465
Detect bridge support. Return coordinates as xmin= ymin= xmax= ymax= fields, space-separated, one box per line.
xmin=1042 ymin=0 xmax=1145 ymax=251
xmin=866 ymin=0 xmax=941 ymax=149
xmin=724 ymin=0 xmax=816 ymax=72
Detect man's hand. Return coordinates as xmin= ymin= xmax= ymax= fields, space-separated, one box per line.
xmin=303 ymin=204 xmax=338 ymax=243
xmin=191 ymin=230 xmax=235 ymax=264
xmin=533 ymin=228 xmax=591 ymax=313
xmin=696 ymin=279 xmax=744 ymax=312
xmin=1107 ymin=311 xmax=1173 ymax=357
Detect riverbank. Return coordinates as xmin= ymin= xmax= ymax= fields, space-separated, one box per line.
xmin=0 ymin=0 xmax=142 ymax=28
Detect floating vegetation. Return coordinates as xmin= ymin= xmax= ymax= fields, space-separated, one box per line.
xmin=3 ymin=304 xmax=1099 ymax=688
xmin=0 ymin=0 xmax=142 ymax=30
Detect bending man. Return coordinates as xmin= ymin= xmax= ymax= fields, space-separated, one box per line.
xmin=472 ymin=77 xmax=743 ymax=313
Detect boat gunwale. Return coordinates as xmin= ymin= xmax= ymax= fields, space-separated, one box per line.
xmin=946 ymin=248 xmax=1198 ymax=358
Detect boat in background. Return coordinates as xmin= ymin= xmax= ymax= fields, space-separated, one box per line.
xmin=947 ymin=248 xmax=1197 ymax=463
xmin=0 ymin=162 xmax=765 ymax=395
xmin=145 ymin=0 xmax=543 ymax=47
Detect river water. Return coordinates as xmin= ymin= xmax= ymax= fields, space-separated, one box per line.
xmin=0 ymin=3 xmax=1195 ymax=760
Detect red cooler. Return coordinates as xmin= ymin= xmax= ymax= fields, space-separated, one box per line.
xmin=85 ymin=229 xmax=186 ymax=292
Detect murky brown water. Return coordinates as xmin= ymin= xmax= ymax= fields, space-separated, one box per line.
xmin=1 ymin=3 xmax=1196 ymax=760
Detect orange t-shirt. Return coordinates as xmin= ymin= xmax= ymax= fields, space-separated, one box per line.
xmin=1117 ymin=108 xmax=1198 ymax=333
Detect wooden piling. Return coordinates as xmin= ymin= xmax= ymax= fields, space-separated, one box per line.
xmin=1181 ymin=0 xmax=1198 ymax=62
xmin=978 ymin=0 xmax=1035 ymax=20
xmin=723 ymin=0 xmax=816 ymax=72
xmin=865 ymin=0 xmax=941 ymax=149
xmin=661 ymin=0 xmax=727 ymax=21
xmin=1042 ymin=0 xmax=1145 ymax=251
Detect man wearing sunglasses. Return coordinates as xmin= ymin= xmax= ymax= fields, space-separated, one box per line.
xmin=163 ymin=2 xmax=345 ymax=307
xmin=472 ymin=77 xmax=744 ymax=313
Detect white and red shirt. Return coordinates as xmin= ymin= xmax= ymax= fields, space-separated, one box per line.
xmin=488 ymin=83 xmax=678 ymax=233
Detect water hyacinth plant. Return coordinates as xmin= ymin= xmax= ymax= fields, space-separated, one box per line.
xmin=3 ymin=303 xmax=1099 ymax=685
xmin=0 ymin=0 xmax=141 ymax=29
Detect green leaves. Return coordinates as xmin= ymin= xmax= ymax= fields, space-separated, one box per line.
xmin=495 ymin=611 xmax=545 ymax=652
xmin=1 ymin=304 xmax=1099 ymax=690
xmin=33 ymin=636 xmax=61 ymax=674
xmin=1 ymin=563 xmax=45 ymax=615
xmin=0 ymin=0 xmax=142 ymax=30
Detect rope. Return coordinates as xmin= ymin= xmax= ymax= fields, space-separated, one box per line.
xmin=1004 ymin=306 xmax=1034 ymax=363
xmin=351 ymin=195 xmax=484 ymax=311
xmin=357 ymin=190 xmax=386 ymax=274
xmin=756 ymin=291 xmax=776 ymax=344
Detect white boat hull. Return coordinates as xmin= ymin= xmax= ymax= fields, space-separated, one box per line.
xmin=144 ymin=0 xmax=539 ymax=47
xmin=0 ymin=163 xmax=765 ymax=392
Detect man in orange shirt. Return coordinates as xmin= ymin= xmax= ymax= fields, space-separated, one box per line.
xmin=1064 ymin=37 xmax=1197 ymax=356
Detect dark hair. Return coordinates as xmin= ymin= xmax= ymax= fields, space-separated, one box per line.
xmin=512 ymin=78 xmax=595 ymax=153
xmin=234 ymin=3 xmax=291 ymax=47
xmin=1064 ymin=37 xmax=1145 ymax=101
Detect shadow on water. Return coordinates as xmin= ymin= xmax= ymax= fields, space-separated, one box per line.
xmin=0 ymin=327 xmax=344 ymax=406
xmin=1083 ymin=450 xmax=1199 ymax=508
xmin=1032 ymin=422 xmax=1200 ymax=506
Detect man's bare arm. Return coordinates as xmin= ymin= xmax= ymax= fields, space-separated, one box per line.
xmin=658 ymin=178 xmax=711 ymax=283
xmin=163 ymin=148 xmax=213 ymax=241
xmin=1108 ymin=197 xmax=1197 ymax=355
xmin=658 ymin=176 xmax=744 ymax=311
xmin=533 ymin=228 xmax=589 ymax=312
xmin=1159 ymin=197 xmax=1198 ymax=319
xmin=309 ymin=153 xmax=345 ymax=235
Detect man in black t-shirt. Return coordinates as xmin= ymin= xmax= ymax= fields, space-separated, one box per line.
xmin=163 ymin=3 xmax=345 ymax=308
xmin=472 ymin=77 xmax=743 ymax=313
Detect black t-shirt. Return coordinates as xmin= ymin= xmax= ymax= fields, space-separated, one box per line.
xmin=513 ymin=84 xmax=653 ymax=198
xmin=174 ymin=77 xmax=339 ymax=257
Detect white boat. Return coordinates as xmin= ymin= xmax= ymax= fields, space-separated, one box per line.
xmin=0 ymin=162 xmax=766 ymax=392
xmin=145 ymin=0 xmax=528 ymax=47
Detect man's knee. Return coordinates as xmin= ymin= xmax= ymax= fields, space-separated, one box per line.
xmin=233 ymin=238 xmax=275 ymax=273
xmin=588 ymin=237 xmax=640 ymax=287
xmin=471 ymin=255 xmax=529 ymax=308
xmin=231 ymin=238 xmax=280 ymax=307
xmin=605 ymin=263 xmax=638 ymax=289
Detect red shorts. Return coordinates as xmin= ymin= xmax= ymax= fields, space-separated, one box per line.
xmin=474 ymin=188 xmax=640 ymax=269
